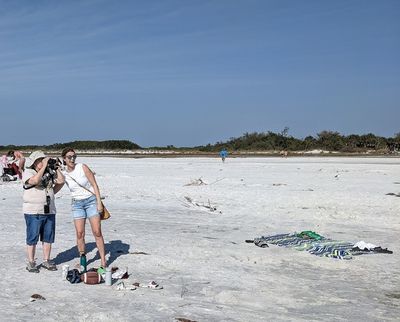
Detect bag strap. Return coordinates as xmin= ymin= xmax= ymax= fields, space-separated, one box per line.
xmin=65 ymin=172 xmax=95 ymax=196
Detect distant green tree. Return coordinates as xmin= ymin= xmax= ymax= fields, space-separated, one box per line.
xmin=303 ymin=136 xmax=316 ymax=150
xmin=317 ymin=131 xmax=345 ymax=151
xmin=281 ymin=126 xmax=289 ymax=137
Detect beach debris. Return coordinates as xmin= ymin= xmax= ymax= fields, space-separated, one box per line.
xmin=183 ymin=196 xmax=220 ymax=213
xmin=184 ymin=177 xmax=225 ymax=186
xmin=385 ymin=292 xmax=400 ymax=299
xmin=209 ymin=177 xmax=225 ymax=185
xmin=206 ymin=199 xmax=216 ymax=212
xmin=129 ymin=251 xmax=150 ymax=255
xmin=176 ymin=318 xmax=198 ymax=322
xmin=30 ymin=294 xmax=46 ymax=302
xmin=181 ymin=284 xmax=188 ymax=298
xmin=386 ymin=193 xmax=400 ymax=197
xmin=115 ymin=281 xmax=126 ymax=291
xmin=184 ymin=178 xmax=207 ymax=186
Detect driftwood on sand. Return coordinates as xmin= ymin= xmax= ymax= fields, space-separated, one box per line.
xmin=183 ymin=196 xmax=221 ymax=213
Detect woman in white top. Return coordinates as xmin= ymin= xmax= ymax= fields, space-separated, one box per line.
xmin=61 ymin=147 xmax=106 ymax=269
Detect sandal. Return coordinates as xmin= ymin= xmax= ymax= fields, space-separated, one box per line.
xmin=26 ymin=261 xmax=40 ymax=273
xmin=114 ymin=281 xmax=136 ymax=291
xmin=41 ymin=260 xmax=57 ymax=271
xmin=133 ymin=281 xmax=163 ymax=290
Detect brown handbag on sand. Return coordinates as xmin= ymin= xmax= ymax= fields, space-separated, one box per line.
xmin=66 ymin=173 xmax=110 ymax=221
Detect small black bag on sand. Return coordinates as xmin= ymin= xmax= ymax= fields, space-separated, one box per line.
xmin=66 ymin=269 xmax=81 ymax=284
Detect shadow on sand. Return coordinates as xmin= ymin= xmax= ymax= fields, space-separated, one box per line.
xmin=54 ymin=240 xmax=130 ymax=267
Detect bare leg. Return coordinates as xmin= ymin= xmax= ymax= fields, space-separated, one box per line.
xmin=74 ymin=218 xmax=86 ymax=254
xmin=88 ymin=216 xmax=106 ymax=267
xmin=27 ymin=245 xmax=36 ymax=262
xmin=42 ymin=242 xmax=52 ymax=261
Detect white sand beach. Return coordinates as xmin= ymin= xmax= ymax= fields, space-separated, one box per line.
xmin=0 ymin=157 xmax=399 ymax=321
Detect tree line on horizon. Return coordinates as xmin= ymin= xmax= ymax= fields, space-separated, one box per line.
xmin=0 ymin=140 xmax=140 ymax=152
xmin=197 ymin=129 xmax=400 ymax=153
xmin=1 ymin=131 xmax=399 ymax=153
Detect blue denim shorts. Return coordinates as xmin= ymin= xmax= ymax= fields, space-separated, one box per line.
xmin=24 ymin=214 xmax=56 ymax=245
xmin=72 ymin=195 xmax=99 ymax=220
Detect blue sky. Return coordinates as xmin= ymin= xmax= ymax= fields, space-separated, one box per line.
xmin=0 ymin=0 xmax=399 ymax=147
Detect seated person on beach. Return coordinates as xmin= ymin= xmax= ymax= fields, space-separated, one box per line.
xmin=0 ymin=150 xmax=25 ymax=180
xmin=1 ymin=154 xmax=16 ymax=181
xmin=7 ymin=150 xmax=25 ymax=179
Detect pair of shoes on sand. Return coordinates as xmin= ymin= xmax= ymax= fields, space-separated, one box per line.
xmin=115 ymin=281 xmax=136 ymax=291
xmin=26 ymin=260 xmax=57 ymax=273
xmin=133 ymin=281 xmax=162 ymax=289
xmin=115 ymin=280 xmax=163 ymax=291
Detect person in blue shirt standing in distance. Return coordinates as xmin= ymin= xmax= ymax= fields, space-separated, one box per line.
xmin=219 ymin=149 xmax=228 ymax=162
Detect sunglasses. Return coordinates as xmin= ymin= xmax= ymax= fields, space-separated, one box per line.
xmin=66 ymin=154 xmax=77 ymax=160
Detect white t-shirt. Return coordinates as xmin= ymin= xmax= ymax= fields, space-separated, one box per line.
xmin=22 ymin=168 xmax=56 ymax=214
xmin=63 ymin=163 xmax=94 ymax=200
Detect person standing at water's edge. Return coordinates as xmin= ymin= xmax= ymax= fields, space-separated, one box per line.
xmin=61 ymin=147 xmax=107 ymax=270
xmin=22 ymin=151 xmax=65 ymax=272
xmin=219 ymin=149 xmax=228 ymax=162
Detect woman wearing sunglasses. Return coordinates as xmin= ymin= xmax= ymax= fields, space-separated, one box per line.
xmin=61 ymin=147 xmax=107 ymax=271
